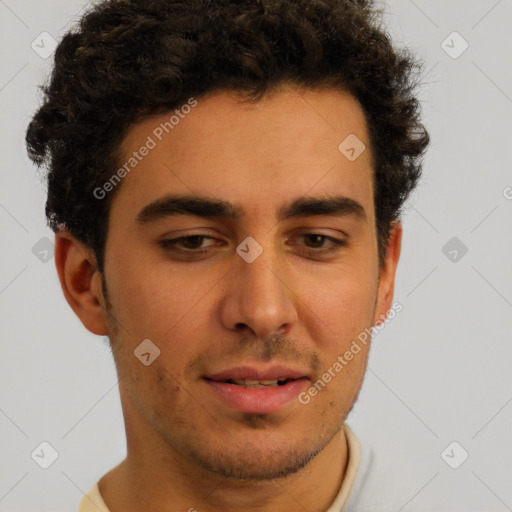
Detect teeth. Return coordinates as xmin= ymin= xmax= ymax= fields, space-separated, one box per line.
xmin=230 ymin=379 xmax=246 ymax=386
xmin=229 ymin=378 xmax=287 ymax=388
xmin=257 ymin=379 xmax=279 ymax=386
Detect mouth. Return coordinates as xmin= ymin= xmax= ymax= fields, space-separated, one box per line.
xmin=202 ymin=368 xmax=310 ymax=414
xmin=215 ymin=378 xmax=297 ymax=389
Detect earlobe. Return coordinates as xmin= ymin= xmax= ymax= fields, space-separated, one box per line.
xmin=373 ymin=221 xmax=402 ymax=325
xmin=55 ymin=230 xmax=109 ymax=335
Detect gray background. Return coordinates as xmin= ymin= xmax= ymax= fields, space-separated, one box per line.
xmin=1 ymin=0 xmax=511 ymax=510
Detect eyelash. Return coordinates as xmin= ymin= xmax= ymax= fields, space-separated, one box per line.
xmin=158 ymin=234 xmax=346 ymax=257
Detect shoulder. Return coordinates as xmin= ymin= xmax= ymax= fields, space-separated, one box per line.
xmin=78 ymin=482 xmax=111 ymax=512
xmin=341 ymin=425 xmax=395 ymax=511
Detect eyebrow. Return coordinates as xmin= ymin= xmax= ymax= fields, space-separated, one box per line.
xmin=135 ymin=194 xmax=367 ymax=225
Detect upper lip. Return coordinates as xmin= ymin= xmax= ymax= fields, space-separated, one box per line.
xmin=205 ymin=365 xmax=309 ymax=381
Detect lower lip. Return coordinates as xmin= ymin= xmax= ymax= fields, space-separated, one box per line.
xmin=203 ymin=378 xmax=309 ymax=414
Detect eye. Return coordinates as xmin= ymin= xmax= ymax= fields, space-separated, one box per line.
xmin=292 ymin=233 xmax=346 ymax=255
xmin=159 ymin=235 xmax=219 ymax=252
xmin=303 ymin=234 xmax=330 ymax=248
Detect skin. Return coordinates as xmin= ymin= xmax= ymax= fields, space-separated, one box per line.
xmin=55 ymin=86 xmax=401 ymax=512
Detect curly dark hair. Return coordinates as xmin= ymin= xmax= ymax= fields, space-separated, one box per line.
xmin=26 ymin=0 xmax=428 ymax=273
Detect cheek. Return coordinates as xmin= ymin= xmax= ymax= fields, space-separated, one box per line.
xmin=105 ymin=255 xmax=202 ymax=336
xmin=298 ymin=262 xmax=378 ymax=343
xmin=105 ymin=257 xmax=222 ymax=375
xmin=120 ymin=356 xmax=190 ymax=428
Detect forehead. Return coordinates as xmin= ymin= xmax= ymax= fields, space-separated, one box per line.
xmin=113 ymin=87 xmax=374 ymax=223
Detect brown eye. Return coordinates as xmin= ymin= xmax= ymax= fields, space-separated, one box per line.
xmin=159 ymin=235 xmax=217 ymax=252
xmin=289 ymin=233 xmax=347 ymax=257
xmin=181 ymin=235 xmax=207 ymax=249
xmin=303 ymin=234 xmax=327 ymax=248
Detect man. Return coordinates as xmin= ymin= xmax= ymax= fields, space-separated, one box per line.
xmin=26 ymin=0 xmax=428 ymax=510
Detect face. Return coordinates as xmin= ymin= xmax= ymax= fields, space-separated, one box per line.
xmin=89 ymin=87 xmax=399 ymax=480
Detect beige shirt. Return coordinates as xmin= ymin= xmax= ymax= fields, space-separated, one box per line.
xmin=79 ymin=423 xmax=361 ymax=512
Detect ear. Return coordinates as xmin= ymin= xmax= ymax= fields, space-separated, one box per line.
xmin=54 ymin=230 xmax=109 ymax=335
xmin=373 ymin=221 xmax=402 ymax=325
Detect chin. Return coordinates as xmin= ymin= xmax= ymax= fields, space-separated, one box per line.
xmin=182 ymin=431 xmax=331 ymax=482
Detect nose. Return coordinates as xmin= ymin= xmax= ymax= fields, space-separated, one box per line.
xmin=219 ymin=245 xmax=298 ymax=339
